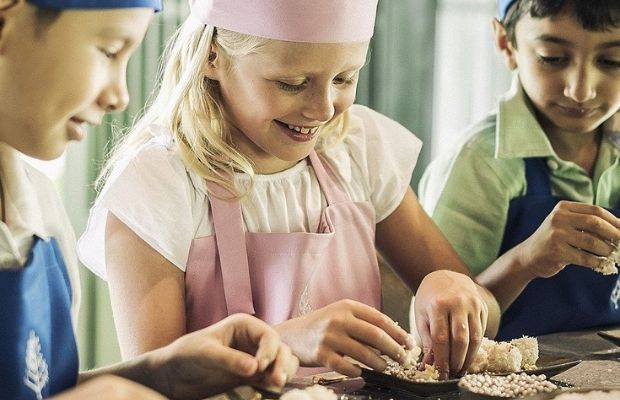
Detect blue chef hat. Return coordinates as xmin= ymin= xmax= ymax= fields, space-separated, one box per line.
xmin=498 ymin=0 xmax=518 ymax=20
xmin=28 ymin=0 xmax=161 ymax=11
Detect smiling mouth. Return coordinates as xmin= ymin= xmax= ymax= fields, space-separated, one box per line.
xmin=286 ymin=123 xmax=320 ymax=135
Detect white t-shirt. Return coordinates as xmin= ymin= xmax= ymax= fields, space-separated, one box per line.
xmin=0 ymin=143 xmax=80 ymax=327
xmin=78 ymin=105 xmax=422 ymax=279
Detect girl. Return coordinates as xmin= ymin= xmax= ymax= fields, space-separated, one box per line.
xmin=79 ymin=0 xmax=500 ymax=379
xmin=0 ymin=0 xmax=297 ymax=398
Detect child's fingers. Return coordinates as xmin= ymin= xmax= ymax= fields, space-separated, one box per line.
xmin=263 ymin=344 xmax=298 ymax=387
xmin=347 ymin=317 xmax=409 ymax=365
xmin=200 ymin=344 xmax=260 ymax=377
xmin=351 ymin=302 xmax=414 ymax=350
xmin=425 ymin=314 xmax=450 ymax=380
xmin=458 ymin=314 xmax=484 ymax=376
xmin=448 ymin=316 xmax=469 ymax=375
xmin=335 ymin=334 xmax=388 ymax=372
xmin=565 ymin=230 xmax=617 ymax=258
xmin=226 ymin=314 xmax=280 ymax=371
xmin=326 ymin=354 xmax=362 ymax=377
xmin=564 ymin=202 xmax=620 ymax=232
xmin=253 ymin=329 xmax=283 ymax=372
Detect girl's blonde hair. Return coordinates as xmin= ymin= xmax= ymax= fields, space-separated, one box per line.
xmin=99 ymin=21 xmax=350 ymax=197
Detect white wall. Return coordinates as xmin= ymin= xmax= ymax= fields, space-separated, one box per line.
xmin=431 ymin=0 xmax=512 ymax=159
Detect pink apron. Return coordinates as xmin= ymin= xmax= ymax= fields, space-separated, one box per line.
xmin=185 ymin=150 xmax=382 ymax=357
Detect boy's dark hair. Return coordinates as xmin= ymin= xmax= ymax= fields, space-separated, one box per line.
xmin=26 ymin=0 xmax=62 ymax=34
xmin=502 ymin=0 xmax=620 ymax=47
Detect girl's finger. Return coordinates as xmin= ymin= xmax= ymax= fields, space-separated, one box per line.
xmin=448 ymin=316 xmax=469 ymax=375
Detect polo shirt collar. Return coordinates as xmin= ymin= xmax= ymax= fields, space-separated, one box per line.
xmin=0 ymin=143 xmax=49 ymax=267
xmin=495 ymin=76 xmax=556 ymax=159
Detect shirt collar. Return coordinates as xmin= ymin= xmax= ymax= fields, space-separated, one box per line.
xmin=495 ymin=75 xmax=620 ymax=159
xmin=495 ymin=76 xmax=556 ymax=159
xmin=0 ymin=142 xmax=48 ymax=241
xmin=602 ymin=111 xmax=620 ymax=150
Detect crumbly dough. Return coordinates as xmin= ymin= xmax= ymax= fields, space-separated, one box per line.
xmin=280 ymin=385 xmax=338 ymax=400
xmin=384 ymin=336 xmax=539 ymax=381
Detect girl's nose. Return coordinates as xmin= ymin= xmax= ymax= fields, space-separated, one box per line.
xmin=302 ymin=86 xmax=335 ymax=122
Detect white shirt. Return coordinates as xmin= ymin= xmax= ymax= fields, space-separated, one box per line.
xmin=0 ymin=143 xmax=80 ymax=327
xmin=78 ymin=105 xmax=422 ymax=279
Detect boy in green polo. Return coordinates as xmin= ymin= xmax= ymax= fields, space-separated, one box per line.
xmin=419 ymin=0 xmax=620 ymax=340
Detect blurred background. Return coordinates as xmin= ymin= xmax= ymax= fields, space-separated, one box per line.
xmin=30 ymin=0 xmax=512 ymax=369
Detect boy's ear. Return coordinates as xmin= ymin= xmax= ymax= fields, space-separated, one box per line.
xmin=492 ymin=18 xmax=518 ymax=70
xmin=0 ymin=0 xmax=17 ymax=11
xmin=0 ymin=0 xmax=19 ymax=51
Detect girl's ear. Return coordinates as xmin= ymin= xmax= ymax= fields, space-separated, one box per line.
xmin=203 ymin=43 xmax=222 ymax=81
xmin=492 ymin=18 xmax=518 ymax=70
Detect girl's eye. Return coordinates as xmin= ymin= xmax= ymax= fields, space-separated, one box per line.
xmin=333 ymin=75 xmax=356 ymax=86
xmin=599 ymin=58 xmax=620 ymax=69
xmin=276 ymin=81 xmax=306 ymax=93
xmin=537 ymin=55 xmax=568 ymax=66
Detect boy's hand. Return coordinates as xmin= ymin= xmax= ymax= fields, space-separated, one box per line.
xmin=414 ymin=270 xmax=487 ymax=379
xmin=275 ymin=299 xmax=414 ymax=376
xmin=516 ymin=201 xmax=620 ymax=278
xmin=52 ymin=376 xmax=167 ymax=400
xmin=154 ymin=313 xmax=298 ymax=399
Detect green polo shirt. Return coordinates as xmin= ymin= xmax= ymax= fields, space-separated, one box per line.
xmin=419 ymin=77 xmax=620 ymax=275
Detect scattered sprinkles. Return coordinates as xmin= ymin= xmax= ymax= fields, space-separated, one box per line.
xmin=459 ymin=372 xmax=557 ymax=398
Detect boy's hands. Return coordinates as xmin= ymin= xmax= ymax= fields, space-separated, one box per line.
xmin=515 ymin=201 xmax=620 ymax=278
xmin=275 ymin=299 xmax=414 ymax=376
xmin=152 ymin=313 xmax=298 ymax=399
xmin=414 ymin=270 xmax=488 ymax=379
xmin=52 ymin=376 xmax=167 ymax=400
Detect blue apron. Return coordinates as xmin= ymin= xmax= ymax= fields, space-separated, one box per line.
xmin=496 ymin=157 xmax=620 ymax=340
xmin=0 ymin=236 xmax=79 ymax=399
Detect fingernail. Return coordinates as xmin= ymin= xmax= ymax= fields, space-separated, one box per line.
xmin=239 ymin=358 xmax=256 ymax=375
xmin=406 ymin=336 xmax=415 ymax=349
xmin=278 ymin=372 xmax=287 ymax=385
xmin=259 ymin=357 xmax=271 ymax=371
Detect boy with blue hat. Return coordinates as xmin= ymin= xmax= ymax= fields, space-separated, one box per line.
xmin=420 ymin=0 xmax=620 ymax=340
xmin=0 ymin=0 xmax=297 ymax=398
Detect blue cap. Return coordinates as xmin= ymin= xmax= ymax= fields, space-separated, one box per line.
xmin=498 ymin=0 xmax=518 ymax=20
xmin=29 ymin=0 xmax=162 ymax=11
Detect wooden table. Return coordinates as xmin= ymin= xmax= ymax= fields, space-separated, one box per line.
xmin=216 ymin=325 xmax=620 ymax=399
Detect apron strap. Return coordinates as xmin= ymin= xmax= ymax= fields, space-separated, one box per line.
xmin=308 ymin=150 xmax=349 ymax=205
xmin=206 ymin=151 xmax=346 ymax=315
xmin=524 ymin=157 xmax=552 ymax=196
xmin=207 ymin=183 xmax=256 ymax=315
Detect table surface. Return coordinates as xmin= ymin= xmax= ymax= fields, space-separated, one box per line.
xmin=216 ymin=325 xmax=620 ymax=400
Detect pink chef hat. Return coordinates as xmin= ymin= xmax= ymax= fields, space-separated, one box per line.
xmin=188 ymin=0 xmax=379 ymax=43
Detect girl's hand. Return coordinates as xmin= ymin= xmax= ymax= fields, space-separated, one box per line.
xmin=414 ymin=270 xmax=487 ymax=379
xmin=276 ymin=299 xmax=414 ymax=376
xmin=515 ymin=201 xmax=620 ymax=279
xmin=154 ymin=313 xmax=298 ymax=399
